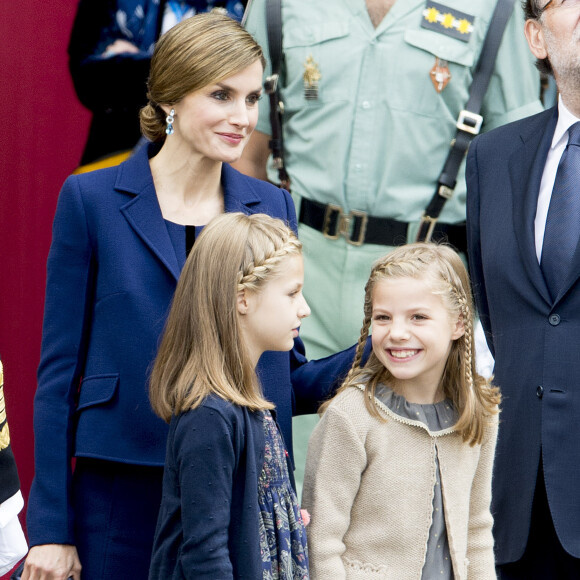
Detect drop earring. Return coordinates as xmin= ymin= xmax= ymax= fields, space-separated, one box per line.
xmin=165 ymin=109 xmax=175 ymax=135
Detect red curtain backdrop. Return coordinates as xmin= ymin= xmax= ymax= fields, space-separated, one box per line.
xmin=0 ymin=1 xmax=91 ymax=574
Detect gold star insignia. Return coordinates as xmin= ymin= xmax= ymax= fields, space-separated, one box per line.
xmin=442 ymin=13 xmax=455 ymax=28
xmin=457 ymin=18 xmax=472 ymax=34
xmin=425 ymin=7 xmax=440 ymax=23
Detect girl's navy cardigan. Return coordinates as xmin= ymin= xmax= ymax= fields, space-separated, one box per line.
xmin=149 ymin=394 xmax=287 ymax=579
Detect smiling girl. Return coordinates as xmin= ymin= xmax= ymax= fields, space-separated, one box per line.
xmin=302 ymin=243 xmax=501 ymax=580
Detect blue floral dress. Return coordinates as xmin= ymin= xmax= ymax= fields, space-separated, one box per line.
xmin=258 ymin=411 xmax=309 ymax=579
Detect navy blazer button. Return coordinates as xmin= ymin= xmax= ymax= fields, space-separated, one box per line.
xmin=549 ymin=314 xmax=561 ymax=326
xmin=537 ymin=385 xmax=544 ymax=398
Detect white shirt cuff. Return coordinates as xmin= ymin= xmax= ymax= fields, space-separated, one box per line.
xmin=0 ymin=491 xmax=24 ymax=528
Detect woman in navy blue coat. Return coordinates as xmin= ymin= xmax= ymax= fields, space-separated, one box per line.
xmin=23 ymin=14 xmax=354 ymax=580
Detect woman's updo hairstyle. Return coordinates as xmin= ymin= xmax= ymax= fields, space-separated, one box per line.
xmin=140 ymin=11 xmax=265 ymax=142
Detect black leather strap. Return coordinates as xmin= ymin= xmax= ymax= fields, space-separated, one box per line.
xmin=266 ymin=0 xmax=282 ymax=71
xmin=264 ymin=0 xmax=290 ymax=190
xmin=416 ymin=0 xmax=517 ymax=242
xmin=300 ymin=198 xmax=467 ymax=253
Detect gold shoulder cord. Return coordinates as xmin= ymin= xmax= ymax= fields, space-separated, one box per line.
xmin=0 ymin=360 xmax=11 ymax=450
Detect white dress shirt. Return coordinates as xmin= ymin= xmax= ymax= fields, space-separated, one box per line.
xmin=535 ymin=96 xmax=580 ymax=262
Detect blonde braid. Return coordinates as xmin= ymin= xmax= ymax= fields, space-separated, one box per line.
xmin=450 ymin=283 xmax=475 ymax=393
xmin=237 ymin=239 xmax=301 ymax=292
xmin=344 ymin=309 xmax=373 ymax=388
xmin=319 ymin=271 xmax=376 ymax=415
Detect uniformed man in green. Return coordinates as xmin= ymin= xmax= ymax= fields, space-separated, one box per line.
xmin=236 ymin=0 xmax=543 ymax=489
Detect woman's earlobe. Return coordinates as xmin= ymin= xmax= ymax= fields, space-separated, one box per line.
xmin=160 ymin=104 xmax=175 ymax=117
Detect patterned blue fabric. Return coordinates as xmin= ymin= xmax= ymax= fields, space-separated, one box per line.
xmin=110 ymin=0 xmax=244 ymax=54
xmin=258 ymin=411 xmax=309 ymax=579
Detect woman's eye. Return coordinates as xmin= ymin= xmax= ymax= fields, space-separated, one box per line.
xmin=212 ymin=91 xmax=229 ymax=101
xmin=246 ymin=94 xmax=262 ymax=106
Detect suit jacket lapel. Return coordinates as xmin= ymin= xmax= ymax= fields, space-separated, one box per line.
xmin=117 ymin=145 xmax=181 ymax=281
xmin=510 ymin=108 xmax=558 ymax=305
xmin=222 ymin=163 xmax=264 ymax=214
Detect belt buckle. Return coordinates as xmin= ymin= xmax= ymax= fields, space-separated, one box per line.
xmin=264 ymin=74 xmax=279 ymax=94
xmin=322 ymin=204 xmax=343 ymax=240
xmin=323 ymin=205 xmax=368 ymax=245
xmin=456 ymin=110 xmax=483 ymax=135
xmin=347 ymin=210 xmax=368 ymax=246
xmin=438 ymin=185 xmax=454 ymax=200
xmin=417 ymin=213 xmax=438 ymax=243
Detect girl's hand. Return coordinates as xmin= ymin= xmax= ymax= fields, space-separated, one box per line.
xmin=300 ymin=509 xmax=310 ymax=526
xmin=21 ymin=544 xmax=81 ymax=580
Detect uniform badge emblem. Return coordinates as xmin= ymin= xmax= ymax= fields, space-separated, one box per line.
xmin=421 ymin=2 xmax=475 ymax=42
xmin=430 ymin=57 xmax=451 ymax=93
xmin=303 ymin=55 xmax=321 ymax=100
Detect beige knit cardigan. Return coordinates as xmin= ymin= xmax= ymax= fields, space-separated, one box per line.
xmin=302 ymin=385 xmax=499 ymax=580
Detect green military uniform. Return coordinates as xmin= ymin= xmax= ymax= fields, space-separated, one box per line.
xmin=244 ymin=0 xmax=542 ymax=491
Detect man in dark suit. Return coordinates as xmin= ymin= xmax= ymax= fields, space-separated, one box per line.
xmin=466 ymin=1 xmax=580 ymax=577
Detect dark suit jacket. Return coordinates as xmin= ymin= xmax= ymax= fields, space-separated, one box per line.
xmin=27 ymin=143 xmax=355 ymax=547
xmin=467 ymin=107 xmax=580 ymax=562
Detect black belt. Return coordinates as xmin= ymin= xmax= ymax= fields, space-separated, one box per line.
xmin=299 ymin=198 xmax=467 ymax=254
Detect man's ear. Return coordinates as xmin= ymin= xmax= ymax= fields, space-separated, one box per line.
xmin=524 ymin=18 xmax=548 ymax=61
xmin=452 ymin=315 xmax=466 ymax=341
xmin=237 ymin=290 xmax=249 ymax=315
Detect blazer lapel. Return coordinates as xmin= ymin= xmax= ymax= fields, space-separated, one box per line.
xmin=117 ymin=145 xmax=181 ymax=281
xmin=116 ymin=157 xmax=270 ymax=282
xmin=222 ymin=163 xmax=264 ymax=214
xmin=510 ymin=108 xmax=558 ymax=305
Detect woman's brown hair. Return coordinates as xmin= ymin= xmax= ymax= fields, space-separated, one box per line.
xmin=140 ymin=11 xmax=266 ymax=142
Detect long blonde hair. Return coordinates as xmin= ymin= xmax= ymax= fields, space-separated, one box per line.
xmin=149 ymin=213 xmax=302 ymax=423
xmin=325 ymin=243 xmax=500 ymax=446
xmin=140 ymin=11 xmax=266 ymax=142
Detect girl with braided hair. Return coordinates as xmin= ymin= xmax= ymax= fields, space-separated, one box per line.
xmin=302 ymin=242 xmax=501 ymax=580
xmin=149 ymin=212 xmax=311 ymax=579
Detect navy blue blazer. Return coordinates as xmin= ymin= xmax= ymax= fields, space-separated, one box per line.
xmin=467 ymin=107 xmax=580 ymax=562
xmin=28 ymin=144 xmax=355 ymax=547
xmin=149 ymin=396 xmax=273 ymax=580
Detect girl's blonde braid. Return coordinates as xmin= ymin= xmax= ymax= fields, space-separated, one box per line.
xmin=236 ymin=242 xmax=300 ymax=292
xmin=344 ymin=264 xmax=386 ymax=388
xmin=344 ymin=307 xmax=373 ymax=388
xmin=452 ymin=284 xmax=475 ymax=393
